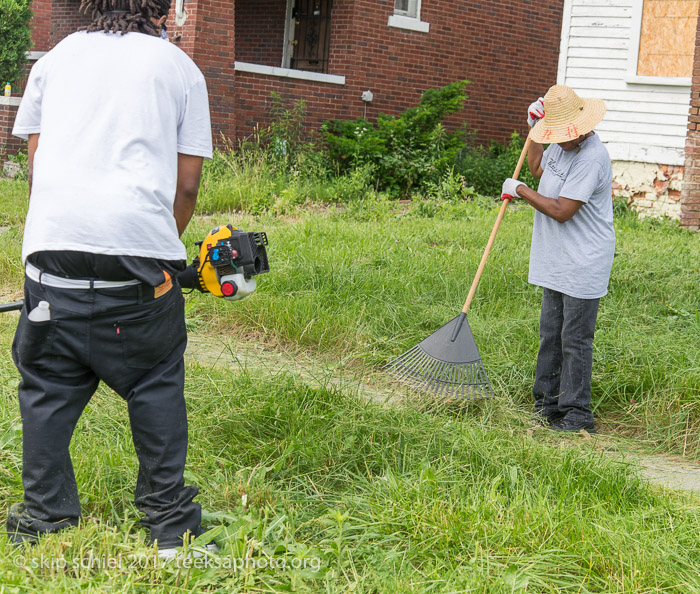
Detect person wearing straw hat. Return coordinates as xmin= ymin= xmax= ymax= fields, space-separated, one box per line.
xmin=501 ymin=85 xmax=615 ymax=434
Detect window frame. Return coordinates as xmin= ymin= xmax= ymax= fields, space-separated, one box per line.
xmin=394 ymin=0 xmax=418 ymax=18
xmin=388 ymin=0 xmax=429 ymax=33
xmin=626 ymin=0 xmax=692 ymax=87
xmin=282 ymin=0 xmax=296 ymax=70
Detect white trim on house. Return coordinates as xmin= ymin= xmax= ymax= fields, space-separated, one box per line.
xmin=557 ymin=0 xmax=691 ymax=166
xmin=625 ymin=2 xmax=691 ymax=86
xmin=387 ymin=14 xmax=429 ymax=32
xmin=26 ymin=51 xmax=48 ymax=60
xmin=388 ymin=0 xmax=429 ymax=32
xmin=234 ymin=61 xmax=345 ymax=85
xmin=556 ymin=0 xmax=573 ymax=85
xmin=282 ymin=0 xmax=295 ymax=69
xmin=394 ymin=0 xmax=419 ymax=18
xmin=0 ymin=97 xmax=22 ymax=106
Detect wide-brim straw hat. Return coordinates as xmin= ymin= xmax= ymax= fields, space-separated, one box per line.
xmin=530 ymin=85 xmax=606 ymax=144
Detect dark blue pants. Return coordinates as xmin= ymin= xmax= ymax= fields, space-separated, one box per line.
xmin=533 ymin=288 xmax=600 ymax=425
xmin=7 ymin=275 xmax=201 ymax=547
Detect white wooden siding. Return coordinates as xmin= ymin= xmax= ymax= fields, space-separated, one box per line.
xmin=558 ymin=0 xmax=692 ymax=165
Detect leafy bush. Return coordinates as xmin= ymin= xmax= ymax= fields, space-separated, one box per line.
xmin=0 ymin=0 xmax=33 ymax=89
xmin=328 ymin=163 xmax=378 ymax=203
xmin=421 ymin=167 xmax=476 ymax=202
xmin=455 ymin=132 xmax=539 ymax=196
xmin=322 ymin=80 xmax=470 ymax=197
xmin=5 ymin=149 xmax=28 ymax=180
xmin=259 ymin=92 xmax=308 ymax=170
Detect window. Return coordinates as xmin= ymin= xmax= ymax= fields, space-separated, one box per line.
xmin=388 ymin=0 xmax=429 ymax=32
xmin=283 ymin=0 xmax=332 ymax=73
xmin=394 ymin=0 xmax=418 ymax=19
xmin=627 ymin=0 xmax=698 ymax=85
xmin=234 ymin=0 xmax=344 ymax=85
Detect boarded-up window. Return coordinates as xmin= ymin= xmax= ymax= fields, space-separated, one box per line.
xmin=637 ymin=0 xmax=699 ymax=77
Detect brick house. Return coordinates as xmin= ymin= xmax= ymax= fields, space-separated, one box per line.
xmin=1 ymin=0 xmax=698 ymax=228
xmin=1 ymin=1 xmax=564 ymax=162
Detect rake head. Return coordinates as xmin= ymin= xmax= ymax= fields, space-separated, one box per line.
xmin=383 ymin=314 xmax=493 ymax=399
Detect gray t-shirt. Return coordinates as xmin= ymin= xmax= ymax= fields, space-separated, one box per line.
xmin=529 ymin=133 xmax=615 ymax=299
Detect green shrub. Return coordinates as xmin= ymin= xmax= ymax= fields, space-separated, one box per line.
xmin=0 ymin=0 xmax=33 ymax=89
xmin=5 ymin=149 xmax=28 ymax=181
xmin=455 ymin=131 xmax=539 ymax=196
xmin=421 ymin=167 xmax=476 ymax=202
xmin=328 ymin=163 xmax=378 ymax=203
xmin=322 ymin=81 xmax=470 ymax=197
xmin=259 ymin=92 xmax=307 ymax=170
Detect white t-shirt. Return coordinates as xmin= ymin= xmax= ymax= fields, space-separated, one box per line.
xmin=13 ymin=31 xmax=213 ymax=263
xmin=528 ymin=134 xmax=616 ymax=299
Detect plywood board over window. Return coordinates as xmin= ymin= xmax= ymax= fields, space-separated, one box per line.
xmin=637 ymin=0 xmax=699 ymax=77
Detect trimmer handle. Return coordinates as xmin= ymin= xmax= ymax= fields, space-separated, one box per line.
xmin=0 ymin=301 xmax=24 ymax=313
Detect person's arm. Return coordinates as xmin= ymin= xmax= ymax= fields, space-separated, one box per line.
xmin=515 ymin=185 xmax=583 ymax=223
xmin=27 ymin=133 xmax=39 ymax=196
xmin=527 ymin=141 xmax=545 ymax=179
xmin=173 ymin=153 xmax=204 ymax=237
xmin=502 ymin=178 xmax=583 ymax=223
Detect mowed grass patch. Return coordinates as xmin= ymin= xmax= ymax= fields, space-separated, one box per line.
xmin=0 ymin=343 xmax=698 ymax=591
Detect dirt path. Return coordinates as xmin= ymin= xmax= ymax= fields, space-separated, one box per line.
xmin=186 ymin=334 xmax=401 ymax=405
xmin=186 ymin=335 xmax=700 ymax=497
xmin=633 ymin=457 xmax=700 ymax=494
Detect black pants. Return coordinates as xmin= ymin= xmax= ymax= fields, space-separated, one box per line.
xmin=533 ymin=288 xmax=600 ymax=425
xmin=7 ymin=275 xmax=201 ymax=547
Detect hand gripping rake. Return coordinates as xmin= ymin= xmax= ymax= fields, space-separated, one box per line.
xmin=384 ymin=135 xmax=532 ymax=399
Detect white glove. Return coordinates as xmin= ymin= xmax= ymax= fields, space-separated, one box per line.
xmin=527 ymin=97 xmax=545 ymax=127
xmin=501 ymin=178 xmax=527 ymax=201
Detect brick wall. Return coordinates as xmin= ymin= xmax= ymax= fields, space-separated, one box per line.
xmin=188 ymin=0 xmax=237 ymax=147
xmin=0 ymin=102 xmax=24 ymax=168
xmin=680 ymin=1 xmax=700 ymax=230
xmin=350 ymin=0 xmax=563 ymax=143
xmin=31 ymin=0 xmax=52 ymax=51
xmin=233 ymin=73 xmax=347 ymax=141
xmin=228 ymin=0 xmax=564 ymax=145
xmin=235 ymin=0 xmax=286 ymax=67
xmin=17 ymin=0 xmax=565 ymax=153
xmin=50 ymin=0 xmax=91 ymax=48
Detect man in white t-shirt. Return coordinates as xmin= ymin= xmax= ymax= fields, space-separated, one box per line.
xmin=501 ymin=86 xmax=615 ymax=434
xmin=7 ymin=0 xmax=213 ymax=554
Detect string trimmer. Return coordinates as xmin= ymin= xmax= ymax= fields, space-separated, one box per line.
xmin=0 ymin=223 xmax=270 ymax=312
xmin=384 ymin=136 xmax=532 ymax=399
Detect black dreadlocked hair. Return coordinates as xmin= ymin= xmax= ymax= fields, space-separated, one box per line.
xmin=80 ymin=0 xmax=171 ymax=36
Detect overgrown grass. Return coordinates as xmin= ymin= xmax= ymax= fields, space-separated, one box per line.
xmin=179 ymin=202 xmax=700 ymax=459
xmin=0 ymin=175 xmax=698 ymax=590
xmin=1 ymin=178 xmax=698 ymax=457
xmin=0 ymin=347 xmax=698 ymax=591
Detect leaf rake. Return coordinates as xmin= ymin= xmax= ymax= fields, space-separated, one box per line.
xmin=384 ymin=135 xmax=532 ymax=399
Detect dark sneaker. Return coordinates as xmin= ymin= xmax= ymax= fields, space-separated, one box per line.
xmin=531 ymin=411 xmax=564 ymax=426
xmin=157 ymin=541 xmax=219 ymax=560
xmin=550 ymin=418 xmax=596 ymax=434
xmin=6 ymin=502 xmax=78 ymax=545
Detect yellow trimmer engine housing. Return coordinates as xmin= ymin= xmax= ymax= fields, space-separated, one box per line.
xmin=178 ymin=224 xmax=269 ymax=301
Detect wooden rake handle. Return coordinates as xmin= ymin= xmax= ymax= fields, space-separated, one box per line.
xmin=449 ymin=134 xmax=532 ymax=342
xmin=463 ymin=134 xmax=532 ymax=314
